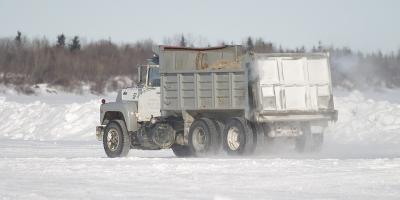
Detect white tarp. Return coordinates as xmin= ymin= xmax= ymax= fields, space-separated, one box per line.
xmin=257 ymin=56 xmax=331 ymax=111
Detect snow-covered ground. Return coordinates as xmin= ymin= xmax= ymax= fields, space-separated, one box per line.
xmin=0 ymin=86 xmax=400 ymax=199
xmin=1 ymin=140 xmax=400 ymax=200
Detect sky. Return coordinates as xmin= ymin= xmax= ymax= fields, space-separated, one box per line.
xmin=1 ymin=0 xmax=399 ymax=53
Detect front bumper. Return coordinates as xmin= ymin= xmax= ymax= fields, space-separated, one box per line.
xmin=256 ymin=110 xmax=338 ymax=122
xmin=96 ymin=126 xmax=105 ymax=141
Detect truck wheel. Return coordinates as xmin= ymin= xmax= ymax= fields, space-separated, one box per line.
xmin=248 ymin=122 xmax=258 ymax=153
xmin=213 ymin=120 xmax=225 ymax=152
xmin=171 ymin=144 xmax=193 ymax=157
xmin=188 ymin=118 xmax=219 ymax=156
xmin=222 ymin=117 xmax=255 ymax=155
xmin=103 ymin=120 xmax=131 ymax=158
xmin=312 ymin=133 xmax=324 ymax=151
xmin=295 ymin=124 xmax=324 ymax=152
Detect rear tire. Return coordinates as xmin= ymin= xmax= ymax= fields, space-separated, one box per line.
xmin=213 ymin=120 xmax=225 ymax=152
xmin=312 ymin=133 xmax=324 ymax=151
xmin=222 ymin=117 xmax=255 ymax=155
xmin=103 ymin=120 xmax=131 ymax=158
xmin=188 ymin=118 xmax=219 ymax=157
xmin=295 ymin=123 xmax=324 ymax=152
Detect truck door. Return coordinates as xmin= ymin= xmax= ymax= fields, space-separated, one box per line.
xmin=137 ymin=66 xmax=161 ymax=121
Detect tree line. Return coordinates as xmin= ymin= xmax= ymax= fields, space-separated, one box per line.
xmin=1 ymin=32 xmax=400 ymax=94
xmin=0 ymin=32 xmax=153 ymax=93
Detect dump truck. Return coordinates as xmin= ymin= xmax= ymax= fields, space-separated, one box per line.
xmin=96 ymin=45 xmax=337 ymax=157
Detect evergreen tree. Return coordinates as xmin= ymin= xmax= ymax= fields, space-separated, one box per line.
xmin=69 ymin=36 xmax=81 ymax=52
xmin=179 ymin=34 xmax=187 ymax=47
xmin=311 ymin=46 xmax=317 ymax=52
xmin=15 ymin=31 xmax=22 ymax=46
xmin=397 ymin=49 xmax=400 ymax=62
xmin=299 ymin=46 xmax=306 ymax=53
xmin=56 ymin=34 xmax=66 ymax=48
xmin=278 ymin=45 xmax=284 ymax=53
xmin=246 ymin=37 xmax=254 ymax=51
xmin=317 ymin=41 xmax=323 ymax=52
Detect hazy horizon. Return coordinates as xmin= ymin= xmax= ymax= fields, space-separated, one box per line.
xmin=1 ymin=0 xmax=400 ymax=53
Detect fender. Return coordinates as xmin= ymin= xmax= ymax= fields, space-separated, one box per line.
xmin=100 ymin=101 xmax=138 ymax=132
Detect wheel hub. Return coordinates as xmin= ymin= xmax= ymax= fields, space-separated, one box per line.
xmin=192 ymin=127 xmax=207 ymax=152
xmin=227 ymin=127 xmax=240 ymax=150
xmin=107 ymin=128 xmax=120 ymax=151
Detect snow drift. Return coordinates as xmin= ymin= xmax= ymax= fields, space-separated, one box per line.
xmin=327 ymin=90 xmax=400 ymax=145
xmin=0 ymin=97 xmax=99 ymax=141
xmin=0 ymin=89 xmax=400 ymax=146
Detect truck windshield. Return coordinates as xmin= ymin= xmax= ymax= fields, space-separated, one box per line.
xmin=148 ymin=67 xmax=160 ymax=87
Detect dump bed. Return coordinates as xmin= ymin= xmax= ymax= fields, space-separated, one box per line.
xmin=159 ymin=46 xmax=337 ymax=122
xmin=159 ymin=46 xmax=248 ymax=111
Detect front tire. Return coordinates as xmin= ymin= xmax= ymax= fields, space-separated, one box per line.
xmin=103 ymin=120 xmax=131 ymax=158
xmin=222 ymin=117 xmax=255 ymax=155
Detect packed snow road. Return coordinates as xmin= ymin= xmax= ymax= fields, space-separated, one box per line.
xmin=1 ymin=140 xmax=400 ymax=200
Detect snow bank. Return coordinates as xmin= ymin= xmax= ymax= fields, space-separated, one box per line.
xmin=326 ymin=90 xmax=400 ymax=145
xmin=1 ymin=89 xmax=400 ymax=145
xmin=0 ymin=98 xmax=100 ymax=141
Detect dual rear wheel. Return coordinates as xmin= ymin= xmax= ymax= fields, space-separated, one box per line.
xmin=188 ymin=118 xmax=220 ymax=157
xmin=223 ymin=117 xmax=257 ymax=155
xmin=184 ymin=117 xmax=256 ymax=157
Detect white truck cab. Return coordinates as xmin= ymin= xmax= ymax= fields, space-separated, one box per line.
xmin=121 ymin=64 xmax=161 ymax=122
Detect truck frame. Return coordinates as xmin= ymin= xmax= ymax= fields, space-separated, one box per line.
xmin=96 ymin=45 xmax=337 ymax=157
